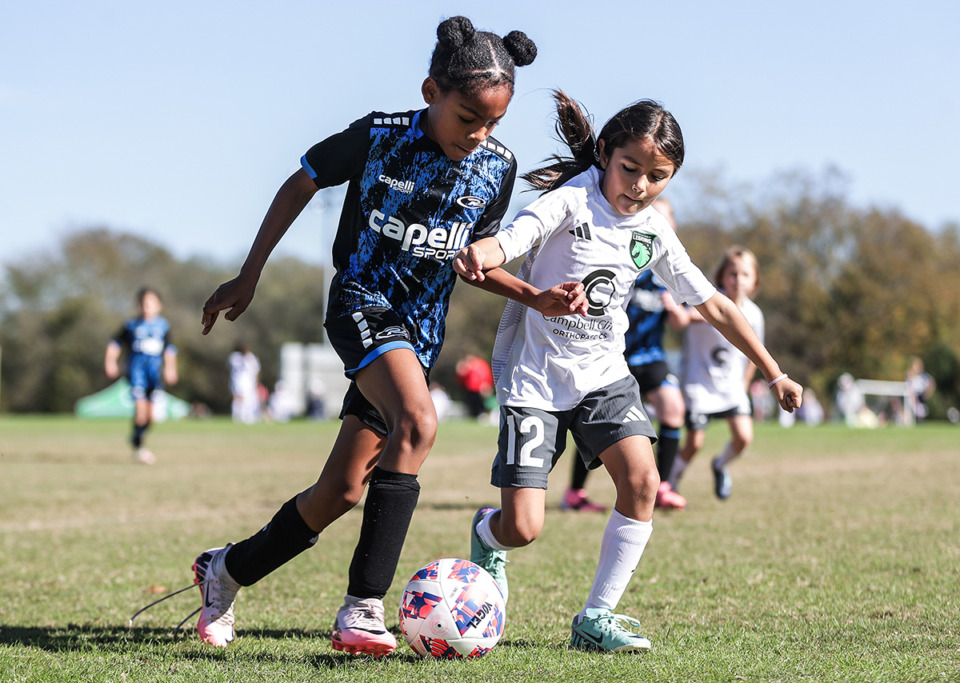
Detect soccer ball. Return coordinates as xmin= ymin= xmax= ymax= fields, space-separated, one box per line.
xmin=398 ymin=558 xmax=506 ymax=659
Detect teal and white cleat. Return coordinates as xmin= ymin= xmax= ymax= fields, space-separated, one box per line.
xmin=470 ymin=507 xmax=509 ymax=603
xmin=570 ymin=608 xmax=651 ymax=653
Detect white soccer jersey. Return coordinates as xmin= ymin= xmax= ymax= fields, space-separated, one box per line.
xmin=680 ymin=294 xmax=764 ymax=414
xmin=491 ymin=167 xmax=717 ymax=411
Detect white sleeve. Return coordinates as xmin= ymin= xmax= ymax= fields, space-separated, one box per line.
xmin=495 ymin=189 xmax=575 ymax=263
xmin=651 ymin=228 xmax=717 ymax=306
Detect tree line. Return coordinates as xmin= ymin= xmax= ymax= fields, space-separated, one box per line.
xmin=2 ymin=168 xmax=958 ymax=418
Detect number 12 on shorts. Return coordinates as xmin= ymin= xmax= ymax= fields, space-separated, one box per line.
xmin=505 ymin=414 xmax=545 ymax=467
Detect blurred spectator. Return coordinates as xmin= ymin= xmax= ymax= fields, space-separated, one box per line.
xmin=455 ymin=354 xmax=495 ymax=420
xmin=429 ymin=382 xmax=452 ymax=422
xmin=905 ymin=356 xmax=935 ymax=422
xmin=797 ymin=388 xmax=824 ymax=426
xmin=835 ymin=373 xmax=864 ymax=426
xmin=229 ymin=343 xmax=261 ymax=423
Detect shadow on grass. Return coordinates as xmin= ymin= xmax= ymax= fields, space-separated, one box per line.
xmin=1 ymin=623 xmax=530 ymax=667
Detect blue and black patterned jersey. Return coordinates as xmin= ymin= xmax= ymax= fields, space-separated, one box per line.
xmin=301 ymin=108 xmax=517 ymax=370
xmin=112 ymin=316 xmax=175 ymax=382
xmin=623 ymin=270 xmax=669 ymax=367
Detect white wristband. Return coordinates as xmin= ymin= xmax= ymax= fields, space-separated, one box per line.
xmin=768 ymin=373 xmax=788 ymax=389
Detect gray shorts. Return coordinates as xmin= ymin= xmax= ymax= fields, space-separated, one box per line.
xmin=490 ymin=376 xmax=657 ymax=489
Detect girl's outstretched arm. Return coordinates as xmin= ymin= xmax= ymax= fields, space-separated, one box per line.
xmin=471 ymin=268 xmax=587 ymax=317
xmin=454 ymin=239 xmax=587 ymax=316
xmin=202 ymin=169 xmax=319 ymax=334
xmin=695 ymin=292 xmax=803 ymax=411
xmin=453 ymin=237 xmax=506 ymax=282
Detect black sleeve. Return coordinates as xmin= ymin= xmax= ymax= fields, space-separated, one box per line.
xmin=111 ymin=324 xmax=131 ymax=349
xmin=301 ymin=114 xmax=372 ymax=190
xmin=472 ymin=156 xmax=517 ymax=240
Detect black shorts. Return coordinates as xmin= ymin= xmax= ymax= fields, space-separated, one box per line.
xmin=325 ymin=308 xmax=426 ymax=435
xmin=628 ymin=360 xmax=677 ymax=395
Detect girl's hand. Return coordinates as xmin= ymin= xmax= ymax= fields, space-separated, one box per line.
xmin=771 ymin=378 xmax=803 ymax=412
xmin=534 ymin=282 xmax=588 ymax=317
xmin=453 ymin=244 xmax=487 ymax=281
xmin=201 ymin=275 xmax=258 ymax=335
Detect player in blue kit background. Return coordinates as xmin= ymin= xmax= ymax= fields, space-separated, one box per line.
xmin=104 ymin=286 xmax=178 ymax=464
xmin=185 ymin=16 xmax=581 ymax=657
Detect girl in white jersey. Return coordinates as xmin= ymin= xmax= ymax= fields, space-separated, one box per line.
xmin=669 ymin=246 xmax=764 ymax=500
xmin=454 ymin=91 xmax=803 ymax=653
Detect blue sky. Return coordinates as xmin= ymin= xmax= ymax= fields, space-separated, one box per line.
xmin=3 ymin=1 xmax=957 ymax=267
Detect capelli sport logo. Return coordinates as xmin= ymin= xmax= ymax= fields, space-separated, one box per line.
xmin=378 ymin=174 xmax=415 ymax=194
xmin=456 ymin=195 xmax=486 ymax=209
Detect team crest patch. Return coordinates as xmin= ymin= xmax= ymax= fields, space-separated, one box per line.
xmin=629 ymin=232 xmax=657 ymax=269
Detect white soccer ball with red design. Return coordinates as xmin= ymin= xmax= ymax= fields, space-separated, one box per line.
xmin=398 ymin=558 xmax=506 ymax=659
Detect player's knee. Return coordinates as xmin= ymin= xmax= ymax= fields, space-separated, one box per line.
xmin=391 ymin=404 xmax=438 ymax=453
xmin=619 ymin=466 xmax=660 ymax=504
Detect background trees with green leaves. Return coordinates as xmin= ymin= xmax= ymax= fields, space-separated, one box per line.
xmin=1 ymin=168 xmax=958 ymax=418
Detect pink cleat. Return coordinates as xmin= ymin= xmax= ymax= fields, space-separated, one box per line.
xmin=331 ymin=597 xmax=397 ymax=656
xmin=193 ymin=545 xmax=239 ymax=647
xmin=560 ymin=488 xmax=607 ymax=513
xmin=654 ymin=481 xmax=686 ymax=510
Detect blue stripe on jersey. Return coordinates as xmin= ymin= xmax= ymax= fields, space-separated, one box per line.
xmin=623 ymin=270 xmax=668 ymax=366
xmin=301 ymin=155 xmax=318 ymax=179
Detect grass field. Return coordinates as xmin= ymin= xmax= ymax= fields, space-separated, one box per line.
xmin=1 ymin=416 xmax=958 ymax=682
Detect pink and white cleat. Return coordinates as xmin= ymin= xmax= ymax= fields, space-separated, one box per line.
xmin=193 ymin=545 xmax=239 ymax=647
xmin=331 ymin=597 xmax=397 ymax=656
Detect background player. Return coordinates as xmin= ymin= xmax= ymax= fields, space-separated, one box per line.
xmin=456 ymin=90 xmax=802 ymax=653
xmin=668 ymin=246 xmax=764 ymax=500
xmin=104 ymin=286 xmax=178 ymax=464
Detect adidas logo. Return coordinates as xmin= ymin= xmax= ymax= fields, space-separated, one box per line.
xmin=622 ymin=405 xmax=647 ymax=423
xmin=569 ymin=222 xmax=592 ymax=240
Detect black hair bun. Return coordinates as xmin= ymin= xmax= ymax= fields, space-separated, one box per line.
xmin=503 ymin=30 xmax=537 ymax=67
xmin=437 ymin=16 xmax=476 ymax=49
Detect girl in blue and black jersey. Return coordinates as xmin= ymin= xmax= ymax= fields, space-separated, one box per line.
xmin=105 ymin=287 xmax=178 ymax=464
xmin=188 ymin=16 xmax=579 ymax=657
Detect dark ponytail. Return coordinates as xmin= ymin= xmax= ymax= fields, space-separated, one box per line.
xmin=429 ymin=16 xmax=537 ymax=96
xmin=523 ymin=89 xmax=685 ymax=193
xmin=522 ymin=90 xmax=597 ymax=192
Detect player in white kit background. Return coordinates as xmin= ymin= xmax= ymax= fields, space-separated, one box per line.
xmin=669 ymin=246 xmax=766 ymax=500
xmin=456 ymin=90 xmax=803 ymax=653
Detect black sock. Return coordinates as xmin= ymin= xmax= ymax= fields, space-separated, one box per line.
xmin=657 ymin=425 xmax=681 ymax=483
xmin=131 ymin=423 xmax=147 ymax=448
xmin=570 ymin=452 xmax=590 ymax=490
xmin=346 ymin=466 xmax=420 ymax=600
xmin=224 ymin=496 xmax=319 ymax=586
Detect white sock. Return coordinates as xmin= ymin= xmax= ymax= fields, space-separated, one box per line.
xmin=476 ymin=508 xmax=515 ymax=551
xmin=582 ymin=510 xmax=653 ymax=614
xmin=714 ymin=441 xmax=742 ymax=468
xmin=668 ymin=456 xmax=689 ymax=488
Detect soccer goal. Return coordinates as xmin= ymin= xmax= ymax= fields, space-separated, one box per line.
xmin=854 ymin=379 xmax=915 ymax=427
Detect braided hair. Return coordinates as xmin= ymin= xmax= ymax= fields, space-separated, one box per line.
xmin=429 ymin=16 xmax=537 ymax=96
xmin=523 ymin=90 xmax=685 ymax=193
